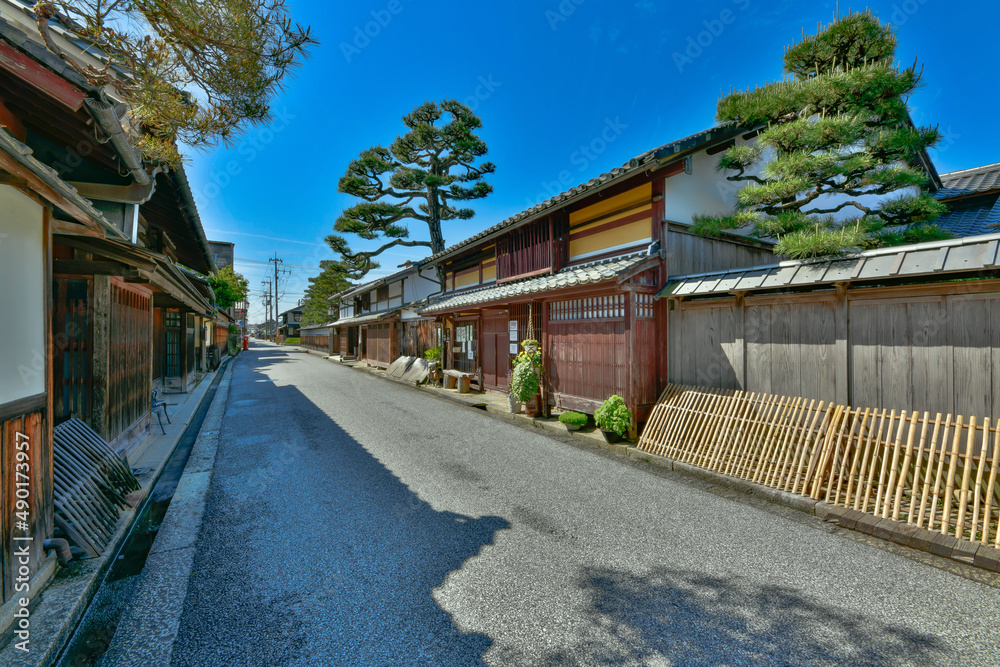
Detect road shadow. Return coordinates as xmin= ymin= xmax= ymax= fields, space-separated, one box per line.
xmin=540 ymin=566 xmax=948 ymax=666
xmin=171 ymin=349 xmax=508 ymax=667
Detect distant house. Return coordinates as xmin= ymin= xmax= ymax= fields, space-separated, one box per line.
xmin=333 ymin=263 xmax=441 ymax=367
xmin=277 ymin=306 xmax=303 ymax=341
xmin=208 ymin=240 xmax=235 ymax=270
xmin=933 ymin=162 xmax=1000 ymax=237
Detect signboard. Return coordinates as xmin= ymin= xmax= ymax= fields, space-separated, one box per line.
xmin=509 ymin=343 xmax=518 ymax=354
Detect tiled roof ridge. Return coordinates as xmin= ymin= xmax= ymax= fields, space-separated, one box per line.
xmin=422 ymin=123 xmax=743 ymax=264
xmin=940 ymin=162 xmax=1000 ymax=180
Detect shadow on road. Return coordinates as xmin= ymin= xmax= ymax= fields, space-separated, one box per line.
xmin=171 ymin=348 xmax=509 ymax=666
xmin=541 ymin=566 xmax=948 ymax=666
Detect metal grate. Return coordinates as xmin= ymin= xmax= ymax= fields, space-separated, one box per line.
xmin=53 ymin=418 xmax=140 ymax=557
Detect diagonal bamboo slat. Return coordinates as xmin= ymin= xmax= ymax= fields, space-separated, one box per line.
xmin=638 ymin=385 xmax=1000 ymax=547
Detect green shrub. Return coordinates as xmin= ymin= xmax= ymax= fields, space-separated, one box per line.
xmin=282 ymin=337 xmax=300 ymax=345
xmin=594 ymin=395 xmax=632 ymax=436
xmin=424 ymin=346 xmax=442 ymax=362
xmin=558 ymin=411 xmax=588 ymax=427
xmin=510 ymin=360 xmax=540 ymax=402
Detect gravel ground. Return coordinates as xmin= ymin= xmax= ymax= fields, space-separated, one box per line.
xmin=165 ymin=344 xmax=1000 ymax=666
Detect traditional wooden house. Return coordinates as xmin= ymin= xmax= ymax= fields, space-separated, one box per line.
xmin=0 ymin=5 xmax=220 ymax=612
xmin=334 ymin=263 xmax=441 ymax=367
xmin=419 ymin=126 xmax=777 ymax=427
xmin=277 ymin=306 xmax=303 ymax=342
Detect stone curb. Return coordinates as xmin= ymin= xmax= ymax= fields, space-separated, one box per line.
xmin=0 ymin=358 xmax=235 ymax=667
xmin=336 ymin=358 xmax=1000 ymax=575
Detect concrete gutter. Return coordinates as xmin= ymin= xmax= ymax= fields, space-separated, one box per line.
xmin=0 ymin=355 xmax=236 ymax=667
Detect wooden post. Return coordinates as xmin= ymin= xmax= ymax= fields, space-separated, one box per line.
xmin=91 ymin=274 xmax=110 ymax=439
xmin=834 ymin=282 xmax=849 ymax=406
xmin=626 ymin=290 xmax=637 ymax=439
xmin=541 ymin=300 xmax=550 ymax=417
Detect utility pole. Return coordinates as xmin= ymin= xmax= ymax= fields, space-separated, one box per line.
xmin=269 ymin=253 xmax=283 ymax=340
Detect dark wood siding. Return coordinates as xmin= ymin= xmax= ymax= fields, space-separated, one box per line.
xmin=546 ymin=293 xmax=629 ymax=409
xmin=1 ymin=405 xmax=49 ymax=605
xmin=497 ymin=218 xmax=552 ymax=282
xmin=52 ymin=276 xmax=92 ymax=425
xmin=482 ymin=309 xmax=510 ymax=390
xmin=106 ymin=279 xmax=152 ymax=447
xmin=400 ymin=320 xmax=436 ymax=358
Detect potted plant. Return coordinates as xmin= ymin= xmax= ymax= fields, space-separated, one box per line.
xmin=558 ymin=411 xmax=588 ymax=432
xmin=594 ymin=395 xmax=631 ymax=443
xmin=511 ymin=339 xmax=542 ymax=417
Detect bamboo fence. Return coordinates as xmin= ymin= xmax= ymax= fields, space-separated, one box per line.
xmin=638 ymin=385 xmax=1000 ymax=547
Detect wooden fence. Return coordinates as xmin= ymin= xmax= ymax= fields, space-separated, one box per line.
xmin=667 ymin=281 xmax=1000 ymax=421
xmin=639 ymin=385 xmax=1000 ymax=547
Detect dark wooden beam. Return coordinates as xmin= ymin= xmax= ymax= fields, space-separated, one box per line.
xmin=53 ymin=259 xmax=135 ymax=276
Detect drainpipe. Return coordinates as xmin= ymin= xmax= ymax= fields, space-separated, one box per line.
xmin=82 ymin=99 xmax=151 ymax=187
xmin=44 ymin=538 xmax=72 ymax=567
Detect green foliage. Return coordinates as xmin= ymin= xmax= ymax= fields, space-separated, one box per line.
xmin=35 ymin=1 xmax=314 ymax=165
xmin=281 ymin=337 xmax=300 ymax=345
xmin=300 ymin=261 xmax=351 ymax=326
xmin=424 ymin=346 xmax=442 ymax=362
xmin=694 ymin=11 xmax=946 ymax=258
xmin=328 ymin=100 xmax=495 ymax=279
xmin=558 ymin=411 xmax=589 ymax=427
xmin=510 ymin=360 xmax=540 ymax=402
xmin=209 ymin=265 xmax=249 ymax=309
xmin=594 ymin=395 xmax=632 ymax=437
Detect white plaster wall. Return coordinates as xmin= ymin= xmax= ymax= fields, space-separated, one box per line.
xmin=667 ymin=135 xmax=914 ymax=230
xmin=0 ymin=186 xmax=46 ymax=404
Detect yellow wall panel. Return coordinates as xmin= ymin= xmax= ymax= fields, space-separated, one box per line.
xmin=571 ymin=203 xmax=652 ymax=235
xmin=455 ymin=270 xmax=480 ymax=289
xmin=569 ymin=219 xmax=650 ymax=259
xmin=569 ymin=182 xmax=651 ymax=226
xmin=482 ymin=264 xmax=497 ymax=282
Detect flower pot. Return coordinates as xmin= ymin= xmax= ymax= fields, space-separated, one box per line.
xmin=507 ymin=395 xmax=521 ymax=414
xmin=600 ymin=428 xmax=623 ymax=443
xmin=524 ymin=395 xmax=540 ymax=418
xmin=564 ymin=423 xmax=582 ymax=432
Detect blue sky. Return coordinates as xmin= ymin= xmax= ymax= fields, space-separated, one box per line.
xmin=184 ymin=0 xmax=1000 ymax=323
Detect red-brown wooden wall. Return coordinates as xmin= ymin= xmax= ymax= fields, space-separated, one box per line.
xmin=1 ymin=406 xmax=50 ymax=605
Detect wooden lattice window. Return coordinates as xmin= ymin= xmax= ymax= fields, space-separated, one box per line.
xmin=636 ymin=293 xmax=655 ymax=318
xmin=549 ymin=294 xmax=626 ymax=321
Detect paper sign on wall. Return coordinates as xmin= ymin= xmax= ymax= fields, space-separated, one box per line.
xmin=509 ymin=343 xmax=518 ymax=354
xmin=467 ymin=350 xmax=474 ymax=360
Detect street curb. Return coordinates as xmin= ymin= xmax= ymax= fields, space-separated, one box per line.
xmin=0 ymin=357 xmax=235 ymax=667
xmin=97 ymin=358 xmax=233 ymax=666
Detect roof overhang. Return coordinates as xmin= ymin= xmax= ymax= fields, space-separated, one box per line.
xmin=660 ymin=233 xmax=1000 ymax=300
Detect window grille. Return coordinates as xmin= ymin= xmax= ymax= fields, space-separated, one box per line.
xmin=549 ymin=294 xmax=625 ymax=321
xmin=636 ymin=293 xmax=655 ymax=318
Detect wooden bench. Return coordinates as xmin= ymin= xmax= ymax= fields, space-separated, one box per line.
xmin=443 ymin=369 xmax=475 ymax=393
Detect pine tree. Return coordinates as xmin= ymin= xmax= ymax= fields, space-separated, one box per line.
xmin=327 ymin=100 xmax=494 ymax=279
xmin=692 ymin=11 xmax=948 ymax=258
xmin=300 ymin=261 xmax=350 ymax=326
xmin=34 ymin=0 xmax=314 ymax=165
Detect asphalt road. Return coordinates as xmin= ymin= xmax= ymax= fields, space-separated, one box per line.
xmin=162 ymin=343 xmax=1000 ymax=666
